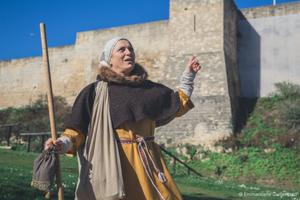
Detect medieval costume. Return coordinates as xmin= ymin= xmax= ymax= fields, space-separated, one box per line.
xmin=52 ymin=37 xmax=199 ymax=200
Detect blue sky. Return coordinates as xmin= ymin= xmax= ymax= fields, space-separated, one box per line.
xmin=0 ymin=0 xmax=299 ymax=60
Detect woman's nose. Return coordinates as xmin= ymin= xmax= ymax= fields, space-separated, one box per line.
xmin=125 ymin=48 xmax=133 ymax=55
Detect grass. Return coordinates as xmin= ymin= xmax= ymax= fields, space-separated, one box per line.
xmin=164 ymin=144 xmax=300 ymax=189
xmin=0 ymin=149 xmax=299 ymax=200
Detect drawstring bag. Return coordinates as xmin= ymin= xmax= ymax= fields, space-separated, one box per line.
xmin=31 ymin=148 xmax=57 ymax=192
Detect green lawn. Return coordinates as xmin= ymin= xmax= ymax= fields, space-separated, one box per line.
xmin=0 ymin=149 xmax=299 ymax=200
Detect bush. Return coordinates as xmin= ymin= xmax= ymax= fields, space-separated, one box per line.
xmin=279 ymin=99 xmax=300 ymax=129
xmin=277 ymin=129 xmax=300 ymax=149
xmin=233 ymin=82 xmax=300 ymax=150
xmin=271 ymin=82 xmax=300 ymax=129
xmin=0 ymin=96 xmax=71 ymax=150
xmin=274 ymin=82 xmax=300 ymax=100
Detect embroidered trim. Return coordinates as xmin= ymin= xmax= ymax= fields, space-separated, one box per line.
xmin=31 ymin=180 xmax=51 ymax=191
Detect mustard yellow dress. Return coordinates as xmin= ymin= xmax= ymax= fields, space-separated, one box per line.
xmin=63 ymin=90 xmax=193 ymax=200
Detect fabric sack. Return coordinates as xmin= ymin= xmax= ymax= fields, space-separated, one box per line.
xmin=31 ymin=148 xmax=57 ymax=192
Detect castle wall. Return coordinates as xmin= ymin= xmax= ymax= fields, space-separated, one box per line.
xmin=156 ymin=52 xmax=233 ymax=146
xmin=223 ymin=0 xmax=240 ymax=132
xmin=0 ymin=57 xmax=42 ymax=107
xmin=238 ymin=2 xmax=300 ymax=97
xmin=0 ymin=0 xmax=240 ymax=147
xmin=155 ymin=0 xmax=237 ymax=146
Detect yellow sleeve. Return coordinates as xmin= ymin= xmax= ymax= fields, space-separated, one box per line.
xmin=176 ymin=89 xmax=195 ymax=117
xmin=62 ymin=128 xmax=85 ymax=156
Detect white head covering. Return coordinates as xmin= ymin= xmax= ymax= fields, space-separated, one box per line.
xmin=99 ymin=37 xmax=131 ymax=67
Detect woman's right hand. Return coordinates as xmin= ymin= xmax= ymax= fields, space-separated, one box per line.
xmin=44 ymin=138 xmax=64 ymax=153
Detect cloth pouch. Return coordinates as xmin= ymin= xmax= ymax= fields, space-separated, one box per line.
xmin=31 ymin=148 xmax=57 ymax=192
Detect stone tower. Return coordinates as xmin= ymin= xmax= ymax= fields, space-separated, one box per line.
xmin=154 ymin=0 xmax=240 ymax=147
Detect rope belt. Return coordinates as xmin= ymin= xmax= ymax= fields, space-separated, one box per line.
xmin=117 ymin=135 xmax=167 ymax=200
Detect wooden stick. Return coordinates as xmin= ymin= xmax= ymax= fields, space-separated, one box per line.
xmin=39 ymin=22 xmax=64 ymax=200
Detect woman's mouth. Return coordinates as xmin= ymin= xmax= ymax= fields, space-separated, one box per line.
xmin=124 ymin=58 xmax=134 ymax=63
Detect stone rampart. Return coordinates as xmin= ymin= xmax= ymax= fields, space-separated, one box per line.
xmin=0 ymin=0 xmax=243 ymax=147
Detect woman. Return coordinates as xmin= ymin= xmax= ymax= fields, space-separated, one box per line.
xmin=45 ymin=37 xmax=201 ymax=200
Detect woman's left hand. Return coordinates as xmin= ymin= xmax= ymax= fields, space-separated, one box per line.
xmin=186 ymin=56 xmax=201 ymax=73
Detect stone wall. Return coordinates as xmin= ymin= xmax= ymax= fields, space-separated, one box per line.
xmin=151 ymin=0 xmax=238 ymax=146
xmin=223 ymin=0 xmax=240 ymax=131
xmin=155 ymin=52 xmax=234 ymax=146
xmin=238 ymin=1 xmax=300 ymax=97
xmin=0 ymin=0 xmax=240 ymax=147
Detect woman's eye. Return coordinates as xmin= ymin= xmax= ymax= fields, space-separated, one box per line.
xmin=117 ymin=46 xmax=134 ymax=53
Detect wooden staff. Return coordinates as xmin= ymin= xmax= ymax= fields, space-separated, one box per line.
xmin=39 ymin=22 xmax=64 ymax=200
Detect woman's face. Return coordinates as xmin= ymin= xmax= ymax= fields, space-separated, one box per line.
xmin=110 ymin=40 xmax=135 ymax=76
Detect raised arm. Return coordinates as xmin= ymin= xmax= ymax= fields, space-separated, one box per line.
xmin=176 ymin=56 xmax=201 ymax=117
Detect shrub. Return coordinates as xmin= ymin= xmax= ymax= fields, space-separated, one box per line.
xmin=279 ymin=99 xmax=300 ymax=129
xmin=274 ymin=82 xmax=300 ymax=100
xmin=0 ymin=95 xmax=71 ymax=144
xmin=232 ymin=82 xmax=300 ymax=151
xmin=277 ymin=129 xmax=300 ymax=151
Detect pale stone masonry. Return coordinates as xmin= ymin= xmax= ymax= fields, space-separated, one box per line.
xmin=1 ymin=0 xmax=300 ymax=146
xmin=238 ymin=2 xmax=300 ymax=97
